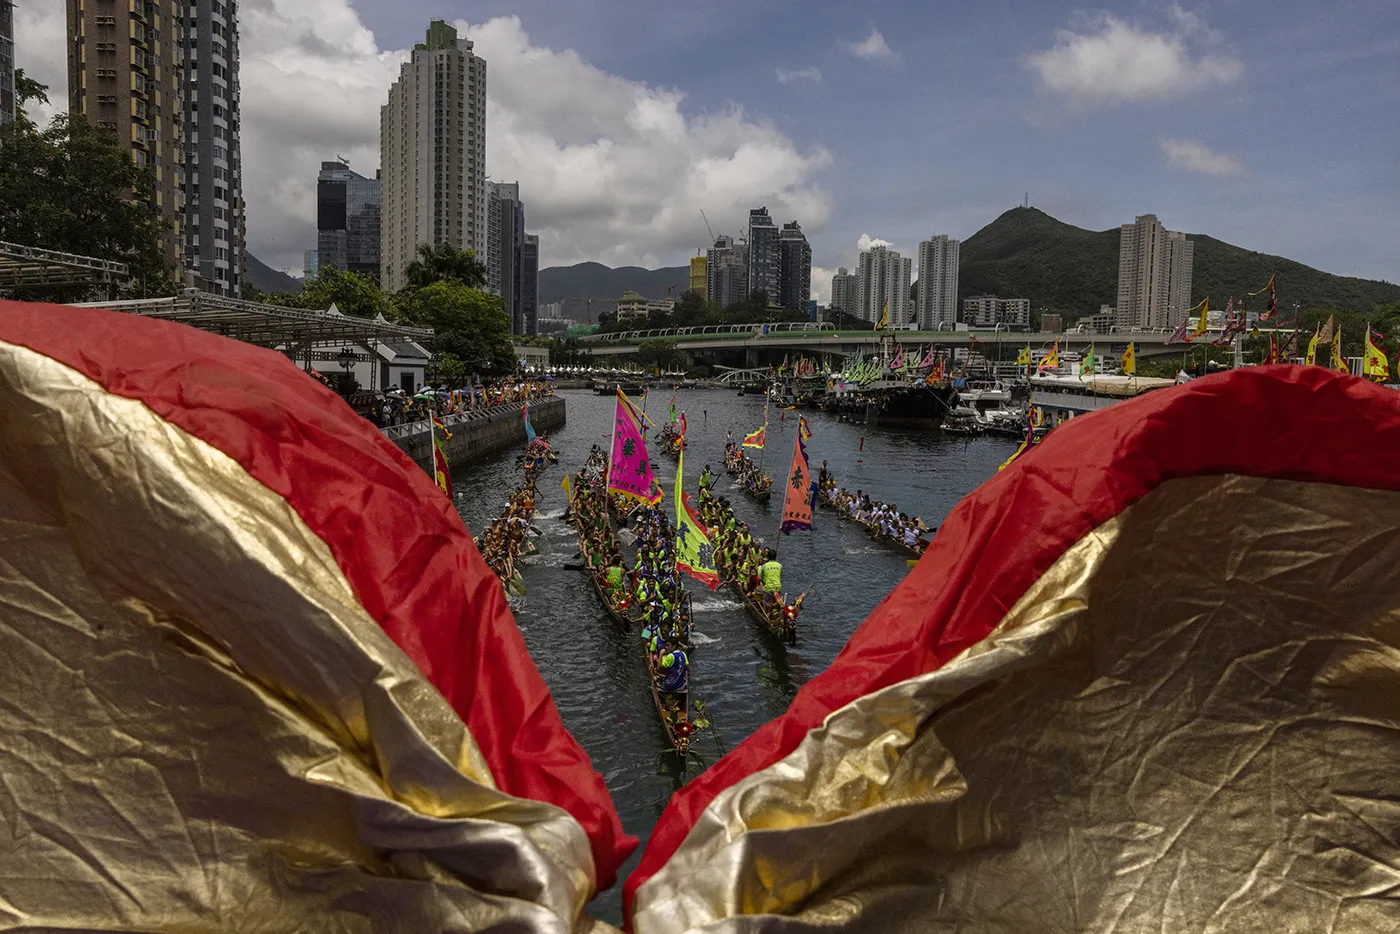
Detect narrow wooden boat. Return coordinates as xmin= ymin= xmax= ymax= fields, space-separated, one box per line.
xmin=644 ymin=645 xmax=693 ymax=753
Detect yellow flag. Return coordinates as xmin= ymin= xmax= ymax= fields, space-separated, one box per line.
xmin=1121 ymin=342 xmax=1136 ymax=376
xmin=1191 ymin=298 xmax=1209 ymax=339
xmin=1015 ymin=347 xmax=1030 ymax=366
xmin=1331 ymin=327 xmax=1347 ymax=373
xmin=877 ymin=302 xmax=889 ymax=330
xmin=1305 ymin=325 xmax=1320 ymax=366
xmin=1364 ymin=327 xmax=1389 ymax=381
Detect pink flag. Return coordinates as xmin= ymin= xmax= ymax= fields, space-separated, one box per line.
xmin=919 ymin=345 xmax=935 ymax=368
xmin=608 ymin=392 xmax=661 ymax=504
xmin=890 ymin=346 xmax=905 ymax=370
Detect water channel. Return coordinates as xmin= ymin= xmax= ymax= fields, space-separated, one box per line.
xmin=452 ymin=387 xmax=1018 ymax=921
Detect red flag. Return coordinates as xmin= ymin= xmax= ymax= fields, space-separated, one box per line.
xmin=779 ymin=432 xmax=813 ymax=534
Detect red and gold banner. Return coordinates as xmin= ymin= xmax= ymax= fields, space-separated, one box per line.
xmin=0 ymin=300 xmax=632 ymax=932
xmin=627 ymin=367 xmax=1400 ymax=932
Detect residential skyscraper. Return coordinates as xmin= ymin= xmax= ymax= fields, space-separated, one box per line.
xmin=67 ymin=0 xmax=187 ymax=273
xmin=315 ymin=161 xmax=381 ymax=279
xmin=487 ymin=181 xmax=525 ymax=334
xmin=857 ymin=245 xmax=912 ymax=326
xmin=706 ymin=235 xmax=748 ymax=308
xmin=183 ymin=0 xmax=245 ymax=296
xmin=916 ymin=234 xmax=960 ymax=329
xmin=521 ymin=233 xmax=539 ymax=336
xmin=1116 ymin=214 xmax=1194 ymax=330
xmin=0 ymin=0 xmax=14 ymax=131
xmin=380 ymin=21 xmax=487 ymax=293
xmin=778 ymin=221 xmax=812 ymax=314
xmin=746 ymin=207 xmax=780 ymax=304
xmin=830 ymin=268 xmax=859 ymax=315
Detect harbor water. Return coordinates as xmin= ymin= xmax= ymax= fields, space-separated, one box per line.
xmin=452 ymin=388 xmax=1018 ymax=921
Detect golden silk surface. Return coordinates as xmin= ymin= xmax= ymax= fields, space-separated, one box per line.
xmin=0 ymin=342 xmax=605 ymax=932
xmin=634 ymin=475 xmax=1400 ymax=933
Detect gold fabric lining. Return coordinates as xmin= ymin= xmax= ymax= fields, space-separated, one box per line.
xmin=635 ymin=475 xmax=1400 ymax=932
xmin=0 ymin=342 xmax=603 ymax=931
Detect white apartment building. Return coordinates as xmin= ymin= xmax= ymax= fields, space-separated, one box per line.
xmin=962 ymin=295 xmax=1031 ymax=329
xmin=1116 ymin=214 xmax=1194 ymax=330
xmin=856 ymin=245 xmax=912 ymax=326
xmin=380 ymin=20 xmax=487 ymax=293
xmin=829 ymin=267 xmax=859 ymax=315
xmin=915 ymin=235 xmax=960 ymax=329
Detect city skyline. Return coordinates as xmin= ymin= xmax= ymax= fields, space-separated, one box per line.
xmin=14 ymin=1 xmax=1399 ymax=296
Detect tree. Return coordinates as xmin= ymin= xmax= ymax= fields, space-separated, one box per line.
xmin=261 ymin=265 xmax=390 ymax=319
xmin=635 ymin=338 xmax=692 ymax=374
xmin=393 ymin=281 xmax=516 ymax=377
xmin=0 ymin=76 xmax=174 ymax=300
xmin=826 ymin=308 xmax=873 ymax=331
xmin=404 ymin=242 xmax=488 ymax=290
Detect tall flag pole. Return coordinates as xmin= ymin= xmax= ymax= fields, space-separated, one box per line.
xmin=674 ymin=446 xmax=720 ymax=590
xmin=430 ymin=416 xmax=453 ymax=498
xmin=779 ymin=430 xmax=813 ymax=536
xmin=608 ymin=390 xmax=662 ymax=505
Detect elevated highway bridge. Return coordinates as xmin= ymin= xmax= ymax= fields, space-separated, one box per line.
xmin=577 ymin=322 xmax=1267 ymax=362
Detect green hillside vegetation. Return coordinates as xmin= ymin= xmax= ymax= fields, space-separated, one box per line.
xmin=960 ymin=207 xmax=1400 ymax=320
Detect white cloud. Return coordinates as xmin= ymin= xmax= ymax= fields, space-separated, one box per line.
xmin=12 ymin=2 xmax=69 ymax=126
xmin=11 ymin=0 xmax=833 ymax=276
xmin=1025 ymin=8 xmax=1242 ymax=106
xmin=1161 ymin=137 xmax=1246 ymax=177
xmin=810 ymin=265 xmax=837 ymax=304
xmin=842 ymin=27 xmax=899 ymax=62
xmin=775 ymin=66 xmax=823 ymax=86
xmin=857 ymin=234 xmax=892 ymax=252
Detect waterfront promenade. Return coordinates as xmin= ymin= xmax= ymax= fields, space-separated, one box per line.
xmin=383 ymin=398 xmax=566 ymax=474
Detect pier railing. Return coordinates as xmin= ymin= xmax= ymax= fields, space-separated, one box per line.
xmin=380 ymin=400 xmax=542 ymax=442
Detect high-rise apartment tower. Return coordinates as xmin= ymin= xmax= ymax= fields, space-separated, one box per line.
xmin=916 ymin=234 xmax=960 ymax=329
xmin=380 ymin=21 xmax=487 ymax=292
xmin=1116 ymin=214 xmax=1193 ymax=330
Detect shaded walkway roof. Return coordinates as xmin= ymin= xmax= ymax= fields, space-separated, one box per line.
xmin=70 ymin=291 xmax=434 ymax=350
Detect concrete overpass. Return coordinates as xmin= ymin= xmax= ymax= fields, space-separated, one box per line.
xmin=576 ymin=322 xmax=1269 ymax=361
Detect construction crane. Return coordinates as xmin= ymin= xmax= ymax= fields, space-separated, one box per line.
xmin=699 ymin=210 xmax=716 ymax=244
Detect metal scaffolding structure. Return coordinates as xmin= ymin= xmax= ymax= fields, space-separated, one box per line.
xmin=70 ymin=290 xmax=432 ymax=348
xmin=0 ymin=240 xmax=129 ymax=293
xmin=68 ymin=291 xmax=435 ymax=390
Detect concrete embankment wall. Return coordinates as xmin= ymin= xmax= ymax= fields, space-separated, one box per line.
xmin=386 ymin=398 xmax=566 ymax=474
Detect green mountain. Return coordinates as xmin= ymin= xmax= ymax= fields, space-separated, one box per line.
xmin=244 ymin=252 xmax=303 ymax=294
xmin=959 ymin=207 xmax=1400 ymax=318
xmin=538 ymin=262 xmax=689 ymax=305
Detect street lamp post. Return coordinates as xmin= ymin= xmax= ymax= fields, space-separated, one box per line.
xmin=337 ymin=347 xmax=356 ymax=395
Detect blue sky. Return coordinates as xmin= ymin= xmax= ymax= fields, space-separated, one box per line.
xmin=20 ymin=0 xmax=1397 ymax=292
xmin=346 ymin=0 xmax=1400 ymax=290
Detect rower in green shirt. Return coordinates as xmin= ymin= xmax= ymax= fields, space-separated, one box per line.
xmin=699 ymin=464 xmax=714 ymax=491
xmin=758 ymin=548 xmax=783 ymax=600
xmin=605 ymin=555 xmax=626 ymax=600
